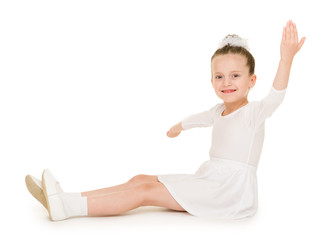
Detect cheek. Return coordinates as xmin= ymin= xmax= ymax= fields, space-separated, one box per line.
xmin=213 ymin=84 xmax=221 ymax=93
xmin=212 ymin=80 xmax=220 ymax=90
xmin=212 ymin=82 xmax=223 ymax=96
xmin=238 ymin=79 xmax=252 ymax=89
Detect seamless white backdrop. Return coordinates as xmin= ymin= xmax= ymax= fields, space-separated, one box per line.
xmin=1 ymin=0 xmax=326 ymax=239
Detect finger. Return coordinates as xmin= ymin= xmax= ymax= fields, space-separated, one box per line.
xmin=283 ymin=22 xmax=288 ymax=42
xmin=292 ymin=22 xmax=298 ymax=42
xmin=290 ymin=20 xmax=296 ymax=41
xmin=297 ymin=37 xmax=306 ymax=52
xmin=282 ymin=26 xmax=287 ymax=42
xmin=293 ymin=22 xmax=298 ymax=42
xmin=290 ymin=21 xmax=295 ymax=41
xmin=286 ymin=21 xmax=291 ymax=40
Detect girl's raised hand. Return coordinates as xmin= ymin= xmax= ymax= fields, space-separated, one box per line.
xmin=280 ymin=20 xmax=306 ymax=62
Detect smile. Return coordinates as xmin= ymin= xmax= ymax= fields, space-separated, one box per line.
xmin=221 ymin=89 xmax=237 ymax=94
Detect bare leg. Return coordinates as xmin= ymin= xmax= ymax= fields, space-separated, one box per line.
xmin=82 ymin=174 xmax=158 ymax=197
xmin=87 ymin=182 xmax=185 ymax=216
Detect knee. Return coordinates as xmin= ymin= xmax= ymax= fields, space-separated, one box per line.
xmin=128 ymin=174 xmax=149 ymax=184
xmin=139 ymin=182 xmax=157 ymax=192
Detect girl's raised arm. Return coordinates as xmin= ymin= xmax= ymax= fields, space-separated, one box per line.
xmin=273 ymin=20 xmax=306 ymax=90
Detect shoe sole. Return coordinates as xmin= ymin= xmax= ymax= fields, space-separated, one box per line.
xmin=25 ymin=175 xmax=48 ymax=209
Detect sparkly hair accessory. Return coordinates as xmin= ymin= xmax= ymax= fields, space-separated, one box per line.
xmin=218 ymin=34 xmax=250 ymax=51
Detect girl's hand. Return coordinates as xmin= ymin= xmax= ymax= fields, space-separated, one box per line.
xmin=167 ymin=128 xmax=181 ymax=138
xmin=280 ymin=20 xmax=306 ymax=63
xmin=167 ymin=122 xmax=183 ymax=138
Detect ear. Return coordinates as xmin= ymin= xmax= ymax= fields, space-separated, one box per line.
xmin=249 ymin=74 xmax=257 ymax=89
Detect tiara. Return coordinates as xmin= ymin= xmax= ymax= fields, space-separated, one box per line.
xmin=218 ymin=34 xmax=250 ymax=51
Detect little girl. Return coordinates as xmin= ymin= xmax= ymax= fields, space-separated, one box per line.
xmin=26 ymin=20 xmax=305 ymax=221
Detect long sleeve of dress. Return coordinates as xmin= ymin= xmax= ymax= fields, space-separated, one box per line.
xmin=181 ymin=104 xmax=219 ymax=130
xmin=252 ymin=86 xmax=287 ymax=127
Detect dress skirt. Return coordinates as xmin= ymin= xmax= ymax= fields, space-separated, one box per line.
xmin=157 ymin=158 xmax=258 ymax=219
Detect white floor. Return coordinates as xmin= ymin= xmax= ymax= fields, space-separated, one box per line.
xmin=12 ymin=202 xmax=274 ymax=240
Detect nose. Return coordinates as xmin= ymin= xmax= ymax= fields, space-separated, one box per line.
xmin=223 ymin=77 xmax=232 ymax=86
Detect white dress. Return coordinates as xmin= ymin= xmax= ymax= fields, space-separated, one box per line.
xmin=158 ymin=87 xmax=287 ymax=219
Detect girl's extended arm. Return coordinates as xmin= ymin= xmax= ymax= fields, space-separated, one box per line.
xmin=273 ymin=20 xmax=306 ymax=90
xmin=166 ymin=105 xmax=217 ymax=138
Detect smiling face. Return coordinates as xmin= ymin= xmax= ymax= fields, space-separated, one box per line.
xmin=211 ymin=53 xmax=256 ymax=104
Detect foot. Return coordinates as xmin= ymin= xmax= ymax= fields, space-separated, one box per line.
xmin=42 ymin=169 xmax=67 ymax=221
xmin=25 ymin=175 xmax=48 ymax=209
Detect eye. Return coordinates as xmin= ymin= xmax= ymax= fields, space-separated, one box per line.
xmin=232 ymin=74 xmax=240 ymax=78
xmin=215 ymin=75 xmax=223 ymax=80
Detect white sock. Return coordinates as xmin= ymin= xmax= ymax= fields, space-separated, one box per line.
xmin=60 ymin=192 xmax=88 ymax=218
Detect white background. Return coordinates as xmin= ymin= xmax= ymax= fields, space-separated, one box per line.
xmin=1 ymin=0 xmax=326 ymax=239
